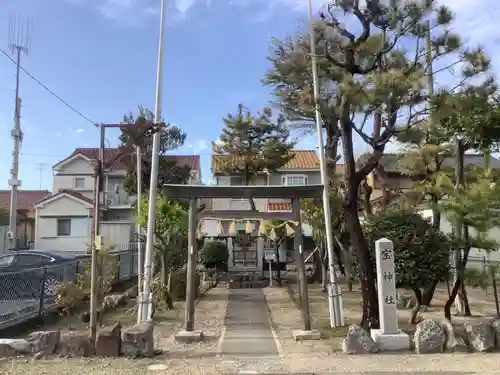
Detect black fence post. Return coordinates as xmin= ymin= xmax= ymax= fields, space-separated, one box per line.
xmin=116 ymin=253 xmax=121 ymax=283
xmin=38 ymin=267 xmax=48 ymax=317
xmin=75 ymin=260 xmax=80 ymax=283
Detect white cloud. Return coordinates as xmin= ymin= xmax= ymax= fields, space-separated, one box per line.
xmin=74 ymin=128 xmax=86 ymax=133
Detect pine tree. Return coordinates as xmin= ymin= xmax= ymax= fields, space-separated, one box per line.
xmin=119 ymin=106 xmax=191 ymax=194
xmin=214 ymin=104 xmax=296 ymax=210
xmin=265 ymin=0 xmax=490 ymax=328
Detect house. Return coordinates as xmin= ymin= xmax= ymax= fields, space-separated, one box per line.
xmin=0 ymin=190 xmax=51 ymax=252
xmin=364 ymin=153 xmax=500 ymax=204
xmin=364 ymin=153 xmax=500 ymax=267
xmin=34 ymin=148 xmax=200 ymax=253
xmin=205 ymin=150 xmax=321 ymax=272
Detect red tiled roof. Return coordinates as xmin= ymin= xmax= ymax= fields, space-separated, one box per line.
xmin=268 ymin=202 xmax=292 ymax=211
xmin=0 ymin=190 xmax=51 ymax=212
xmin=212 ymin=150 xmax=319 ymax=173
xmin=58 ymin=148 xmax=200 ymax=171
xmin=35 ymin=190 xmax=95 ymax=206
xmin=163 ymin=155 xmax=200 ymax=170
xmin=61 ymin=190 xmax=94 ymax=205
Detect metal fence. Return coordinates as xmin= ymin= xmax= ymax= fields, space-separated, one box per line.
xmin=0 ymin=246 xmax=142 ymax=331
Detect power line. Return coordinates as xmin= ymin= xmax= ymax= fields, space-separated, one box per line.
xmin=0 ymin=47 xmax=97 ymax=126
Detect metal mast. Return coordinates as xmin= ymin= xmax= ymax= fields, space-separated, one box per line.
xmin=141 ymin=0 xmax=167 ymax=322
xmin=7 ymin=16 xmax=32 ymax=249
xmin=307 ymin=0 xmax=344 ymax=327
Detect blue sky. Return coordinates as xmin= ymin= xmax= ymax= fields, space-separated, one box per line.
xmin=0 ymin=0 xmax=497 ymax=190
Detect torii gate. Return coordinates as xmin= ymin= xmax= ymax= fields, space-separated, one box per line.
xmin=162 ymin=184 xmax=323 ymax=343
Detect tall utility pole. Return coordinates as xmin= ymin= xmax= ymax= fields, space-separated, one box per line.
xmin=136 ymin=145 xmax=143 ymax=323
xmin=141 ymin=0 xmax=167 ymax=322
xmin=89 ymin=123 xmax=153 ymax=329
xmin=307 ymin=0 xmax=344 ymax=327
xmin=7 ymin=16 xmax=32 ymax=249
xmin=89 ymin=124 xmax=104 ymax=340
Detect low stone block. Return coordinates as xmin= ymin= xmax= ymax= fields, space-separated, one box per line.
xmin=174 ymin=330 xmax=204 ymax=344
xmin=27 ymin=331 xmax=60 ymax=356
xmin=121 ymin=322 xmax=154 ymax=358
xmin=491 ymin=319 xmax=500 ymax=348
xmin=292 ymin=329 xmax=321 ymax=341
xmin=96 ymin=323 xmax=121 ymax=357
xmin=342 ymin=325 xmax=378 ymax=354
xmin=0 ymin=339 xmax=32 ymax=359
xmin=465 ymin=321 xmax=494 ymax=352
xmin=58 ymin=332 xmax=94 ymax=357
xmin=371 ymin=329 xmax=409 ymax=352
xmin=413 ymin=319 xmax=445 ymax=354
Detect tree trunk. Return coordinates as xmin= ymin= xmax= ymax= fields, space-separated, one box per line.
xmin=444 ymin=247 xmax=470 ymax=321
xmin=321 ymin=258 xmax=328 ymax=292
xmin=491 ymin=268 xmax=500 ymax=318
xmin=308 ymin=249 xmax=323 ymax=284
xmin=422 ymin=280 xmax=438 ymax=306
xmin=345 ymin=204 xmax=379 ymax=329
xmin=160 ymin=250 xmax=168 ymax=287
xmin=410 ymin=288 xmax=422 ymax=324
xmin=460 ymin=223 xmax=472 ymax=316
xmin=160 ymin=250 xmax=174 ymax=310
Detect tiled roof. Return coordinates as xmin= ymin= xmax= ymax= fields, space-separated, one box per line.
xmin=268 ymin=202 xmax=292 ymax=211
xmin=35 ymin=190 xmax=96 ymax=206
xmin=212 ymin=150 xmax=319 ymax=173
xmin=163 ymin=155 xmax=200 ymax=170
xmin=57 ymin=148 xmax=200 ymax=171
xmin=0 ymin=190 xmax=51 ymax=212
xmin=61 ymin=190 xmax=94 ymax=205
xmin=357 ymin=153 xmax=500 ymax=173
xmin=72 ymin=148 xmax=126 ymax=170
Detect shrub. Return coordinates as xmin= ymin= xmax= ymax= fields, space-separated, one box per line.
xmin=168 ymin=267 xmax=201 ymax=300
xmin=355 ymin=210 xmax=452 ymax=291
xmin=199 ymin=241 xmax=229 ymax=269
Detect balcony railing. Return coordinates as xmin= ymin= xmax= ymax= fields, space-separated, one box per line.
xmin=103 ymin=193 xmax=137 ymax=206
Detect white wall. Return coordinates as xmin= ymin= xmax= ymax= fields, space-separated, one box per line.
xmin=35 ymin=194 xmax=93 ymax=252
xmin=101 ymin=221 xmax=134 ymax=248
xmin=420 ymin=209 xmax=500 ymax=269
xmin=53 ymin=175 xmax=93 ymax=199
xmin=212 ymin=176 xmax=268 ymax=211
xmin=36 ymin=216 xmax=91 ymax=252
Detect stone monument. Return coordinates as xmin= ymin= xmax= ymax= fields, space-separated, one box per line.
xmin=370 ymin=238 xmax=410 ymax=351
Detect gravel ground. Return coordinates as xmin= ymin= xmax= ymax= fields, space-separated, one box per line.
xmin=155 ymin=284 xmax=228 ymax=359
xmin=4 ymin=284 xmax=500 ymax=374
xmin=4 ymin=353 xmax=500 ymax=374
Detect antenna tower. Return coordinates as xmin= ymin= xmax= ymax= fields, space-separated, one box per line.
xmin=7 ymin=15 xmax=33 ymax=249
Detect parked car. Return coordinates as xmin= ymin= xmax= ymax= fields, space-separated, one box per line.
xmin=0 ymin=250 xmax=78 ymax=301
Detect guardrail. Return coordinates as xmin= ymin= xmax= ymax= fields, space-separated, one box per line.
xmin=0 ymin=247 xmax=142 ymax=331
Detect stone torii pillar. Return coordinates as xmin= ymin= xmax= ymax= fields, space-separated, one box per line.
xmin=175 ymin=198 xmax=204 ymax=343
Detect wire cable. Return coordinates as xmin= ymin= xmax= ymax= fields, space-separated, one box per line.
xmin=0 ymin=47 xmax=97 ymax=127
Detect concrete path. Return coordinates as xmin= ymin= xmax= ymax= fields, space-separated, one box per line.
xmin=219 ymin=288 xmax=280 ymax=359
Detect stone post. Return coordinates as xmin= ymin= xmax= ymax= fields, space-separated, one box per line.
xmin=370 ymin=238 xmax=409 ymax=351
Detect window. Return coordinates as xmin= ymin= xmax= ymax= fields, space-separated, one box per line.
xmin=13 ymin=254 xmax=53 ymax=267
xmin=281 ymin=175 xmax=308 ymax=186
xmin=74 ymin=177 xmax=85 ymax=189
xmin=230 ymin=177 xmax=243 ymax=186
xmin=0 ymin=255 xmax=14 ymax=267
xmin=57 ymin=219 xmax=71 ymax=236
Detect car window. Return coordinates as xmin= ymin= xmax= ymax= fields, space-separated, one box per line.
xmin=0 ymin=255 xmax=15 ymax=267
xmin=13 ymin=254 xmax=53 ymax=267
